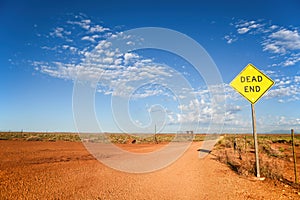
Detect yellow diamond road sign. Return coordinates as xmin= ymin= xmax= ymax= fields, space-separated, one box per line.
xmin=230 ymin=63 xmax=274 ymax=104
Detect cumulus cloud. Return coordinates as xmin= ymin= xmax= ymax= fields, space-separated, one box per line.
xmin=32 ymin=14 xmax=230 ymax=130
xmin=237 ymin=27 xmax=250 ymax=34
xmin=67 ymin=18 xmax=91 ymax=30
xmin=124 ymin=52 xmax=139 ymax=64
xmin=265 ymin=75 xmax=300 ymax=102
xmin=235 ymin=20 xmax=263 ymax=35
xmin=49 ymin=27 xmax=71 ymax=39
xmin=33 ymin=19 xmax=178 ymax=99
xmin=89 ymin=25 xmax=110 ymax=33
xmin=81 ymin=35 xmax=96 ymax=43
xmin=230 ymin=19 xmax=300 ymax=67
xmin=276 ymin=116 xmax=300 ymax=126
xmin=263 ymin=29 xmax=300 ymax=54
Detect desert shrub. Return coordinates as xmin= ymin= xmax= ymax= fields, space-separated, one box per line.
xmin=216 ymin=138 xmax=225 ymax=148
xmin=215 ymin=137 xmax=233 ymax=150
xmin=216 ymin=149 xmax=283 ymax=179
xmin=193 ymin=134 xmax=205 ymax=142
xmin=259 ymin=155 xmax=284 ymax=179
xmin=269 ymin=136 xmax=291 ymax=144
xmin=26 ymin=136 xmax=42 ymax=141
xmin=261 ymin=143 xmax=284 ymax=158
xmin=261 ymin=143 xmax=272 ymax=155
xmin=48 ymin=138 xmax=56 ymax=142
xmin=278 ymin=146 xmax=285 ymax=152
xmin=214 ymin=135 xmax=284 ymax=180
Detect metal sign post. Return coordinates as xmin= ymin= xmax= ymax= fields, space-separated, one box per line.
xmin=230 ymin=63 xmax=274 ymax=178
xmin=251 ymin=104 xmax=260 ymax=178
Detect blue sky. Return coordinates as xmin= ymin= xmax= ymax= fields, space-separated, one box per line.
xmin=1 ymin=0 xmax=300 ymax=133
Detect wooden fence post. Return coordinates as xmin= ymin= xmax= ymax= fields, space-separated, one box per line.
xmin=291 ymin=129 xmax=298 ymax=184
xmin=244 ymin=135 xmax=247 ymax=153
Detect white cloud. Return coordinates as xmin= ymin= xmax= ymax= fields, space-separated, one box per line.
xmin=278 ymin=99 xmax=284 ymax=103
xmin=102 ymin=57 xmax=114 ymax=64
xmin=67 ymin=19 xmax=91 ymax=30
xmin=124 ymin=52 xmax=139 ymax=64
xmin=89 ymin=25 xmax=110 ymax=33
xmin=237 ymin=27 xmax=250 ymax=34
xmin=276 ymin=116 xmax=300 ymax=126
xmin=270 ymin=25 xmax=278 ymax=30
xmin=265 ymin=75 xmax=300 ymax=102
xmin=263 ymin=43 xmax=285 ymax=54
xmin=235 ymin=20 xmax=263 ymax=35
xmin=224 ymin=35 xmax=237 ymax=44
xmin=280 ymin=53 xmax=300 ymax=67
xmin=36 ymin=30 xmax=176 ymax=98
xmin=231 ymin=19 xmax=300 ymax=67
xmin=263 ymin=29 xmax=300 ymax=54
xmin=34 ymin=14 xmax=230 ymax=130
xmin=81 ymin=19 xmax=91 ymax=24
xmin=81 ymin=35 xmax=96 ymax=43
xmin=33 ymin=15 xmax=300 ymax=132
xmin=270 ymin=29 xmax=300 ymax=47
xmin=61 ymin=45 xmax=77 ymax=53
xmin=50 ymin=27 xmax=64 ymax=38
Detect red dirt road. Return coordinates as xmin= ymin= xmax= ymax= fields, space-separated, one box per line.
xmin=0 ymin=140 xmax=299 ymax=199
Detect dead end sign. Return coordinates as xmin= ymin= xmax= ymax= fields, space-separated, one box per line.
xmin=230 ymin=63 xmax=274 ymax=104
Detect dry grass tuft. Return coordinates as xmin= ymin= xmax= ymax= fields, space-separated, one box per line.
xmin=214 ymin=135 xmax=285 ymax=180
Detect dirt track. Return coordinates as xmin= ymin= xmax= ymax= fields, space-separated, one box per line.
xmin=0 ymin=140 xmax=299 ymax=199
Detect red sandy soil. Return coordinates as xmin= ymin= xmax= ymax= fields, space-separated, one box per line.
xmin=0 ymin=140 xmax=299 ymax=199
xmin=271 ymin=142 xmax=300 ymax=183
